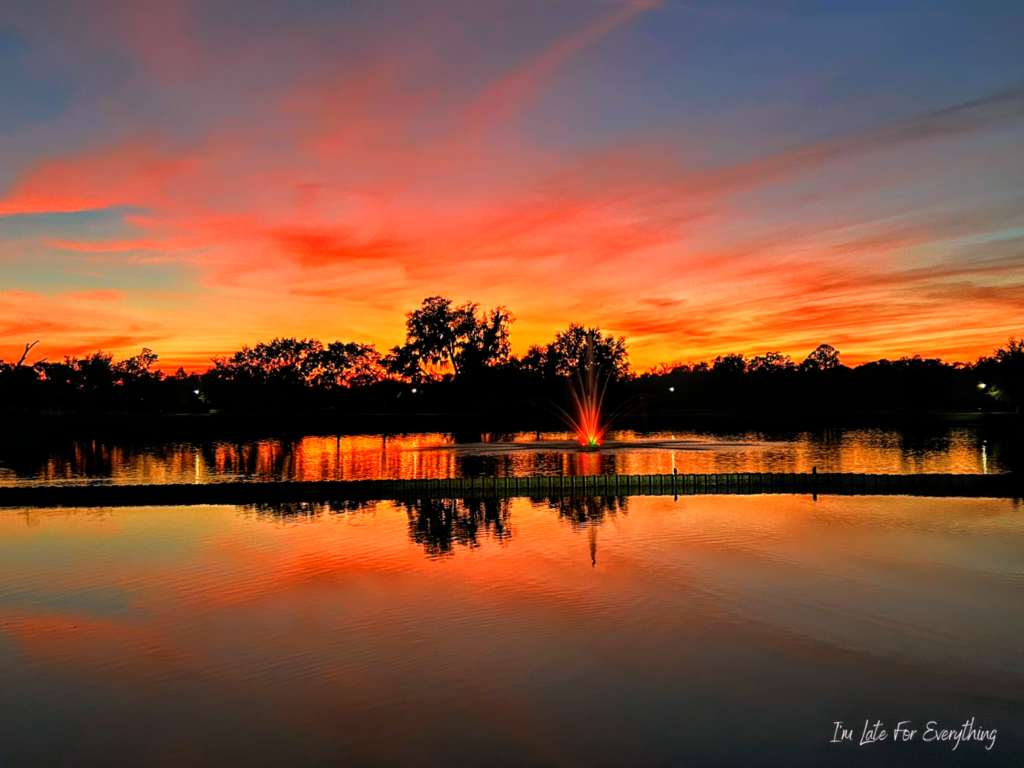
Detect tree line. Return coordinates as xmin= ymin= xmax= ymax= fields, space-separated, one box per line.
xmin=1 ymin=296 xmax=1021 ymax=414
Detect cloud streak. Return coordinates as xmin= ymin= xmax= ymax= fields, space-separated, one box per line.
xmin=1 ymin=0 xmax=1022 ymax=369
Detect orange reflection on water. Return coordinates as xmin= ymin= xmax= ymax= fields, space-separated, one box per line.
xmin=1 ymin=497 xmax=1023 ymax=764
xmin=0 ymin=427 xmax=1009 ymax=487
xmin=209 ymin=434 xmax=460 ymax=482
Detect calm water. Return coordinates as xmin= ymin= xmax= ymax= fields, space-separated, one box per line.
xmin=1 ymin=495 xmax=1022 ymax=766
xmin=0 ymin=426 xmax=1013 ymax=486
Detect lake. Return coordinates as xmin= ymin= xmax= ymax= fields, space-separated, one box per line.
xmin=1 ymin=492 xmax=1022 ymax=766
xmin=2 ymin=424 xmax=1021 ymax=765
xmin=0 ymin=425 xmax=1014 ymax=487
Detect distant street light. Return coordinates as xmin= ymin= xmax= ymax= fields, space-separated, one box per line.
xmin=669 ymin=387 xmax=675 ymax=392
xmin=411 ymin=388 xmax=417 ymax=393
xmin=194 ymin=389 xmax=200 ymax=395
xmin=978 ymin=383 xmax=986 ymax=389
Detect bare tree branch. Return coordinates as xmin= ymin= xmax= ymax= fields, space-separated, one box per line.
xmin=15 ymin=341 xmax=39 ymax=368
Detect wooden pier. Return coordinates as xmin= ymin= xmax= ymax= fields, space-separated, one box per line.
xmin=0 ymin=472 xmax=1020 ymax=508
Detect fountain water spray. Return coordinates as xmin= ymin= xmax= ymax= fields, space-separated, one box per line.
xmin=546 ymin=332 xmax=632 ymax=449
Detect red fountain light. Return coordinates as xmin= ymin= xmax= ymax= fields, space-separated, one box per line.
xmin=568 ymin=358 xmax=607 ymax=447
xmin=541 ymin=331 xmax=633 ymax=450
xmin=562 ymin=333 xmax=612 ymax=448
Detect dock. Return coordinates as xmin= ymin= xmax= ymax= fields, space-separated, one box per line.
xmin=0 ymin=472 xmax=1020 ymax=508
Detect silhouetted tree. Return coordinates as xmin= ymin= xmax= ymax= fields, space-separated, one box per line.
xmin=647 ymin=361 xmax=687 ymax=376
xmin=0 ymin=341 xmax=44 ymax=411
xmin=39 ymin=351 xmax=117 ymax=394
xmin=3 ymin=310 xmax=1020 ymax=417
xmin=382 ymin=343 xmax=427 ymax=382
xmin=460 ymin=306 xmax=514 ymax=373
xmin=309 ymin=342 xmax=384 ymax=389
xmin=801 ymin=344 xmax=841 ymax=371
xmin=208 ymin=338 xmax=322 ymax=387
xmin=203 ymin=336 xmax=387 ymax=408
xmin=518 ymin=344 xmax=550 ymax=377
xmin=27 ymin=348 xmax=167 ymax=411
xmin=390 ymin=296 xmax=514 ymax=381
xmin=748 ymin=351 xmax=796 ymax=373
xmin=114 ymin=348 xmax=160 ymax=380
xmin=979 ymin=336 xmax=1024 ymax=411
xmin=522 ymin=323 xmax=630 ymax=380
xmin=712 ymin=353 xmax=747 ymax=375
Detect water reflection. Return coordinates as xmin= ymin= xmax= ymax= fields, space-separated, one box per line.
xmin=544 ymin=496 xmax=628 ymax=567
xmin=1 ymin=496 xmax=1022 ymax=766
xmin=239 ymin=495 xmax=630 ymax=559
xmin=240 ymin=497 xmax=514 ymax=557
xmin=243 ymin=499 xmax=374 ymax=520
xmin=0 ymin=426 xmax=1017 ymax=487
xmin=403 ymin=497 xmax=513 ymax=557
xmin=547 ymin=495 xmax=628 ymax=527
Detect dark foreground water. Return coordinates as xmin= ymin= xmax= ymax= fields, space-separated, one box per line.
xmin=0 ymin=426 xmax=1015 ymax=486
xmin=1 ymin=494 xmax=1022 ymax=766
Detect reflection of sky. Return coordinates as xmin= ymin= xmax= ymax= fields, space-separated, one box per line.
xmin=0 ymin=427 xmax=1008 ymax=487
xmin=0 ymin=496 xmax=1022 ymax=765
xmin=2 ymin=1 xmax=1024 ymax=370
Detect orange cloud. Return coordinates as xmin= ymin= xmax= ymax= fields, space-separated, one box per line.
xmin=1 ymin=7 xmax=1022 ymax=371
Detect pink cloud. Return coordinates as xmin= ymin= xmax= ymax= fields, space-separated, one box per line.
xmin=1 ymin=5 xmax=1022 ymax=371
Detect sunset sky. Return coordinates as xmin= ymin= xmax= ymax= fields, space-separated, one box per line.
xmin=1 ymin=0 xmax=1023 ymax=371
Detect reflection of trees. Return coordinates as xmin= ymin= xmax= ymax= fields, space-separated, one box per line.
xmin=0 ymin=440 xmax=203 ymax=483
xmin=241 ymin=499 xmax=374 ymax=519
xmin=896 ymin=429 xmax=954 ymax=460
xmin=535 ymin=495 xmax=629 ymax=567
xmin=454 ymin=450 xmax=621 ymax=479
xmin=539 ymin=495 xmax=629 ymax=527
xmin=985 ymin=435 xmax=1024 ymax=475
xmin=403 ymin=497 xmax=512 ymax=557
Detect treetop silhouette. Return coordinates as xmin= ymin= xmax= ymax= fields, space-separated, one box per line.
xmin=1 ymin=297 xmax=1021 ymax=414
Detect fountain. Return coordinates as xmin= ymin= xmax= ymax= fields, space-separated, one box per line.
xmin=551 ymin=331 xmax=631 ymax=449
xmin=415 ymin=331 xmax=766 ymax=460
